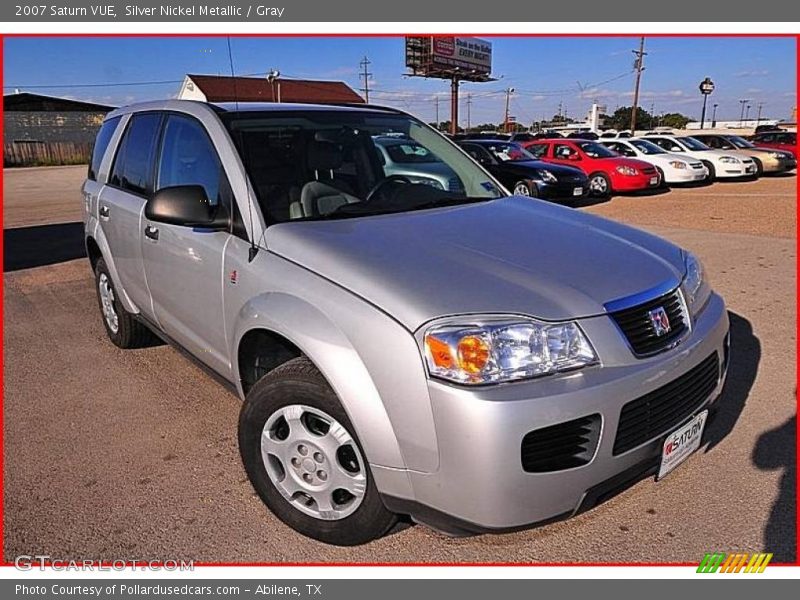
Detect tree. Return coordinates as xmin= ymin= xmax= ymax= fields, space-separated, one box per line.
xmin=658 ymin=112 xmax=691 ymax=129
xmin=606 ymin=106 xmax=654 ymax=131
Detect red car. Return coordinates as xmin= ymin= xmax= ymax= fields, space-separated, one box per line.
xmin=749 ymin=131 xmax=797 ymax=158
xmin=522 ymin=138 xmax=661 ymax=196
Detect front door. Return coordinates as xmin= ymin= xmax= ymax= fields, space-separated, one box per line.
xmin=141 ymin=113 xmax=233 ymax=377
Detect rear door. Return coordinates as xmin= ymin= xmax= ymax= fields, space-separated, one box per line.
xmin=550 ymin=142 xmax=580 ymax=167
xmin=141 ymin=113 xmax=233 ymax=376
xmin=97 ymin=112 xmax=162 ymax=316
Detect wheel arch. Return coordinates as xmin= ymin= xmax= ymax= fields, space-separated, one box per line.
xmin=231 ymin=292 xmax=415 ymax=478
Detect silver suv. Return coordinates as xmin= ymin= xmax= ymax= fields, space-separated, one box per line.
xmin=83 ymin=100 xmax=730 ymax=546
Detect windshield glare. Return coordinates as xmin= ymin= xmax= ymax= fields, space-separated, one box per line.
xmin=630 ymin=140 xmax=666 ymax=155
xmin=576 ymin=141 xmax=617 ymax=158
xmin=481 ymin=142 xmax=536 ymax=162
xmin=678 ymin=136 xmax=711 ymax=151
xmin=727 ymin=136 xmax=755 ymax=149
xmin=223 ymin=111 xmax=505 ymax=224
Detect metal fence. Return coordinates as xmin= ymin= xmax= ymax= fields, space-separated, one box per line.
xmin=4 ymin=140 xmax=92 ymax=167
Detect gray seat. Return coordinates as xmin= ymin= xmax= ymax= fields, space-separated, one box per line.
xmin=290 ymin=140 xmax=361 ymax=219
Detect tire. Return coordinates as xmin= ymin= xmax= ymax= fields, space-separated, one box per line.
xmin=588 ymin=172 xmax=611 ymax=197
xmin=238 ymin=356 xmax=398 ymax=546
xmin=702 ymin=160 xmax=716 ymax=182
xmin=656 ymin=167 xmax=668 ymax=188
xmin=512 ymin=180 xmax=536 ymax=197
xmin=94 ymin=258 xmax=153 ymax=349
xmin=752 ymin=157 xmax=764 ymax=177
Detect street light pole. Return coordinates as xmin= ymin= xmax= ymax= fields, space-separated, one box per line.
xmin=504 ymin=87 xmax=515 ymax=133
xmin=739 ymin=99 xmax=749 ymax=127
xmin=712 ymin=103 xmax=718 ymax=127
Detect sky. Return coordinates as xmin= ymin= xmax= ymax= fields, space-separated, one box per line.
xmin=3 ymin=36 xmax=796 ymax=126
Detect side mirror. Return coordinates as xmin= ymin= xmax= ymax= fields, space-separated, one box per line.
xmin=145 ymin=185 xmax=229 ymax=229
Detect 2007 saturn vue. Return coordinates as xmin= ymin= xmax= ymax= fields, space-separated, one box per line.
xmin=83 ymin=100 xmax=730 ymax=545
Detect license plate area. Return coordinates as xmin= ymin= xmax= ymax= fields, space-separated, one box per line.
xmin=573 ymin=186 xmax=583 ymax=196
xmin=657 ymin=410 xmax=708 ymax=480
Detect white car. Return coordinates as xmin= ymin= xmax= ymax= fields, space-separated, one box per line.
xmin=644 ymin=135 xmax=757 ymax=181
xmin=602 ymin=138 xmax=709 ymax=184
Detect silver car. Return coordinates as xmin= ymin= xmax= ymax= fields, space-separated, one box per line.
xmin=83 ymin=100 xmax=730 ymax=546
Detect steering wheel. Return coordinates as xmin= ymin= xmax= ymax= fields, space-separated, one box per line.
xmin=365 ymin=174 xmax=413 ymax=202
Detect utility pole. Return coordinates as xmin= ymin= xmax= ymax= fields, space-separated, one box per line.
xmin=450 ymin=77 xmax=460 ymax=136
xmin=434 ymin=95 xmax=440 ymax=128
xmin=466 ymin=93 xmax=473 ymax=131
xmin=744 ymin=103 xmax=752 ymax=124
xmin=359 ymin=56 xmax=372 ymax=103
xmin=630 ymin=36 xmax=647 ymax=135
xmin=504 ymin=87 xmax=514 ymax=133
xmin=756 ymin=102 xmax=764 ymax=124
xmin=739 ymin=99 xmax=749 ymax=126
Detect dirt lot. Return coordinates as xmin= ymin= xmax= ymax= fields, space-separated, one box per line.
xmin=3 ymin=165 xmax=796 ymax=563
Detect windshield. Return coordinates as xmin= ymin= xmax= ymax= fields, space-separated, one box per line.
xmin=630 ymin=139 xmax=667 ymax=155
xmin=727 ymin=136 xmax=755 ymax=149
xmin=677 ymin=136 xmax=711 ymax=151
xmin=479 ymin=141 xmax=537 ymax=162
xmin=379 ymin=139 xmax=442 ymax=164
xmin=223 ymin=110 xmax=505 ymax=224
xmin=576 ymin=141 xmax=617 ymax=158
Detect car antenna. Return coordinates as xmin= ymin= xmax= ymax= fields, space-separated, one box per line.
xmin=227 ymin=36 xmax=259 ymax=262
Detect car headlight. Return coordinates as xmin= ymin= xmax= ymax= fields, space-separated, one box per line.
xmin=539 ymin=170 xmax=558 ymax=183
xmin=406 ymin=175 xmax=444 ymax=189
xmin=681 ymin=251 xmax=711 ymax=316
xmin=668 ymin=160 xmax=688 ymax=169
xmin=423 ymin=318 xmax=598 ymax=385
xmin=615 ymin=165 xmax=638 ymax=176
xmin=719 ymin=156 xmax=740 ymax=164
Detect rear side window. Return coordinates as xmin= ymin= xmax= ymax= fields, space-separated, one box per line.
xmin=526 ymin=143 xmax=548 ymax=158
xmin=88 ymin=117 xmax=121 ymax=181
xmin=109 ymin=113 xmax=162 ymax=196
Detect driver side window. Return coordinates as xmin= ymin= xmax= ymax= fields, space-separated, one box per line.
xmin=157 ymin=114 xmax=224 ymax=207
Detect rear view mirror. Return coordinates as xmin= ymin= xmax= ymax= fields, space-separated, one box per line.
xmin=145 ymin=185 xmax=229 ymax=229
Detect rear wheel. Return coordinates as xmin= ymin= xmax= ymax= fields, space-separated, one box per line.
xmin=238 ymin=356 xmax=398 ymax=546
xmin=588 ymin=172 xmax=611 ymax=197
xmin=94 ymin=258 xmax=153 ymax=349
xmin=512 ymin=180 xmax=536 ymax=196
xmin=702 ymin=160 xmax=716 ymax=182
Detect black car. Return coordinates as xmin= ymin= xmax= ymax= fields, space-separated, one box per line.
xmin=459 ymin=139 xmax=588 ymax=201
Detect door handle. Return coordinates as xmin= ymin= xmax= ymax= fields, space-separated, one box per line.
xmin=99 ymin=205 xmax=110 ymax=219
xmin=144 ymin=225 xmax=159 ymax=241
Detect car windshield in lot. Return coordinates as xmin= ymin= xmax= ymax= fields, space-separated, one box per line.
xmin=379 ymin=139 xmax=442 ymax=163
xmin=677 ymin=136 xmax=711 ymax=151
xmin=222 ymin=110 xmax=505 ymax=224
xmin=575 ymin=141 xmax=617 ymax=158
xmin=479 ymin=141 xmax=537 ymax=162
xmin=630 ymin=139 xmax=667 ymax=155
xmin=726 ymin=135 xmax=756 ymax=149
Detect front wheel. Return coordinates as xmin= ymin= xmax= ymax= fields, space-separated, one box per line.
xmin=512 ymin=180 xmax=536 ymax=197
xmin=702 ymin=160 xmax=716 ymax=182
xmin=238 ymin=357 xmax=398 ymax=546
xmin=588 ymin=172 xmax=611 ymax=197
xmin=752 ymin=157 xmax=764 ymax=177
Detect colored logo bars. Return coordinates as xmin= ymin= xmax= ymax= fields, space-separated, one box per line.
xmin=697 ymin=552 xmax=773 ymax=573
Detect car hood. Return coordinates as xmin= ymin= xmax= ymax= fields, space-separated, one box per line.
xmin=504 ymin=160 xmax=587 ymax=179
xmin=266 ymin=197 xmax=685 ymax=331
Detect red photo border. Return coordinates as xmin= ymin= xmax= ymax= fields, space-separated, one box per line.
xmin=0 ymin=31 xmax=797 ymax=569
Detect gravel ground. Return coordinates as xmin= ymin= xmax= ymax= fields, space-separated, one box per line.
xmin=3 ymin=166 xmax=796 ymax=564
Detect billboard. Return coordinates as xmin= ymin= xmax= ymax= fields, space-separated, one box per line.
xmin=406 ymin=36 xmax=493 ymax=81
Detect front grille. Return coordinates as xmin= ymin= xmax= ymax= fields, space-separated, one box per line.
xmin=690 ymin=162 xmax=705 ymax=169
xmin=613 ymin=352 xmax=719 ymax=455
xmin=521 ymin=414 xmax=601 ymax=472
xmin=641 ymin=166 xmax=657 ymax=175
xmin=609 ymin=289 xmax=687 ymax=356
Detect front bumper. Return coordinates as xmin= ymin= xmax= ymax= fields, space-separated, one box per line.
xmin=762 ymin=157 xmax=797 ymax=173
xmin=664 ymin=168 xmax=708 ymax=183
xmin=536 ymin=180 xmax=588 ymax=200
xmin=387 ymin=292 xmax=729 ymax=531
xmin=717 ymin=162 xmax=757 ymax=178
xmin=612 ymin=172 xmax=661 ymax=191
